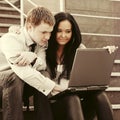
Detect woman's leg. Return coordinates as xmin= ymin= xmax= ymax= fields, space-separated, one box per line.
xmin=94 ymin=91 xmax=114 ymax=120
xmin=51 ymin=95 xmax=84 ymax=120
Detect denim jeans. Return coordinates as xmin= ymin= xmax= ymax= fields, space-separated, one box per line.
xmin=0 ymin=69 xmax=24 ymax=120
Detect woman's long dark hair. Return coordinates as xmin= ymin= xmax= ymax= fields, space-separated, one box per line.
xmin=46 ymin=12 xmax=82 ymax=79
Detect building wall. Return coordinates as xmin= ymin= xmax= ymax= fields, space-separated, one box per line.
xmin=23 ymin=0 xmax=61 ymax=14
xmin=65 ymin=0 xmax=120 ymax=59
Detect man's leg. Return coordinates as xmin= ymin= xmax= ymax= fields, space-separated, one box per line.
xmin=0 ymin=70 xmax=24 ymax=120
xmin=23 ymin=83 xmax=54 ymax=120
xmin=34 ymin=90 xmax=53 ymax=120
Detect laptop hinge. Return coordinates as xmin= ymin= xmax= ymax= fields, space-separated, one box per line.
xmin=87 ymin=86 xmax=108 ymax=90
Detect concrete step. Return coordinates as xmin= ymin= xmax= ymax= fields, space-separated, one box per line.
xmin=0 ymin=1 xmax=20 ymax=34
xmin=113 ymin=108 xmax=120 ymax=120
xmin=109 ymin=77 xmax=120 ymax=87
xmin=0 ymin=14 xmax=20 ymax=24
xmin=0 ymin=1 xmax=11 ymax=7
xmin=106 ymin=90 xmax=120 ymax=104
xmin=0 ymin=23 xmax=20 ymax=33
xmin=0 ymin=6 xmax=20 ymax=15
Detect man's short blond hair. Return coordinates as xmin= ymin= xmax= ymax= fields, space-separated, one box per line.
xmin=25 ymin=6 xmax=55 ymax=28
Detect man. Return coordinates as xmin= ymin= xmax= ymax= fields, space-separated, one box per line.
xmin=0 ymin=6 xmax=64 ymax=120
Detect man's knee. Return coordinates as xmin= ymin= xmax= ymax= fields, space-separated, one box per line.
xmin=2 ymin=71 xmax=23 ymax=88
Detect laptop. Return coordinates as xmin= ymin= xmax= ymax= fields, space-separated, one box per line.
xmin=49 ymin=48 xmax=117 ymax=100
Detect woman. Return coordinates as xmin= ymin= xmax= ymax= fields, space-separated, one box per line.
xmin=46 ymin=12 xmax=114 ymax=120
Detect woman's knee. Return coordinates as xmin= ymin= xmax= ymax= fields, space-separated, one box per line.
xmin=96 ymin=91 xmax=110 ymax=104
xmin=64 ymin=95 xmax=81 ymax=106
xmin=95 ymin=91 xmax=114 ymax=119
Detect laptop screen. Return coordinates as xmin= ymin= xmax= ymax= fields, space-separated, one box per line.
xmin=69 ymin=48 xmax=117 ymax=88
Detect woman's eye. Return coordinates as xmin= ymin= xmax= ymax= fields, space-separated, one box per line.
xmin=66 ymin=30 xmax=71 ymax=33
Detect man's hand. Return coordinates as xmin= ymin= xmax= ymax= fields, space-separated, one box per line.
xmin=51 ymin=84 xmax=67 ymax=96
xmin=13 ymin=52 xmax=37 ymax=66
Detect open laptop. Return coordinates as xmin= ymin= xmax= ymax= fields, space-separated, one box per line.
xmin=49 ymin=48 xmax=117 ymax=100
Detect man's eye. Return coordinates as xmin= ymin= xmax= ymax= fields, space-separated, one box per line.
xmin=42 ymin=32 xmax=47 ymax=34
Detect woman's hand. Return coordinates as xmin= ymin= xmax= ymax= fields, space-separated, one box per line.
xmin=103 ymin=45 xmax=118 ymax=54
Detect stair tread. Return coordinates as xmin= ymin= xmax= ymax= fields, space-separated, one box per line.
xmin=0 ymin=14 xmax=20 ymax=18
xmin=0 ymin=6 xmax=18 ymax=11
xmin=106 ymin=87 xmax=120 ymax=91
xmin=0 ymin=23 xmax=20 ymax=27
xmin=111 ymin=72 xmax=120 ymax=77
xmin=0 ymin=1 xmax=7 ymax=4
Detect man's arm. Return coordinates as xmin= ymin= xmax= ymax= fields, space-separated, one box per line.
xmin=1 ymin=33 xmax=56 ymax=95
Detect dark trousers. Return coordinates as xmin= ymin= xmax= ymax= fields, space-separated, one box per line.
xmin=23 ymin=84 xmax=53 ymax=120
xmin=51 ymin=91 xmax=114 ymax=120
xmin=0 ymin=69 xmax=53 ymax=120
xmin=0 ymin=70 xmax=24 ymax=120
xmin=80 ymin=91 xmax=114 ymax=120
xmin=51 ymin=95 xmax=84 ymax=120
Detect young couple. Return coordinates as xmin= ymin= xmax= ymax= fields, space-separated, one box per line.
xmin=0 ymin=6 xmax=115 ymax=120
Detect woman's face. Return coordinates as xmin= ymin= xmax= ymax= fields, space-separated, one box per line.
xmin=56 ymin=20 xmax=72 ymax=46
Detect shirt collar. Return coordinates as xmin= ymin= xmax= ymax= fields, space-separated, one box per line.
xmin=23 ymin=28 xmax=35 ymax=47
xmin=22 ymin=27 xmax=48 ymax=49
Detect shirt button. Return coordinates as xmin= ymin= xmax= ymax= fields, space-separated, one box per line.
xmin=43 ymin=90 xmax=45 ymax=92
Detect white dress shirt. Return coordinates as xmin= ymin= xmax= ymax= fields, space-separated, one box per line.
xmin=0 ymin=28 xmax=55 ymax=96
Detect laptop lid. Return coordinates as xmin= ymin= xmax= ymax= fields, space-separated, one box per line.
xmin=69 ymin=48 xmax=117 ymax=88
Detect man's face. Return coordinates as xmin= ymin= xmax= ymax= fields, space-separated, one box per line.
xmin=28 ymin=21 xmax=53 ymax=46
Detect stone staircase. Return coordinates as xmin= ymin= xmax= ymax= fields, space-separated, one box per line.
xmin=0 ymin=0 xmax=20 ymax=37
xmin=0 ymin=0 xmax=120 ymax=120
xmin=106 ymin=59 xmax=120 ymax=120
